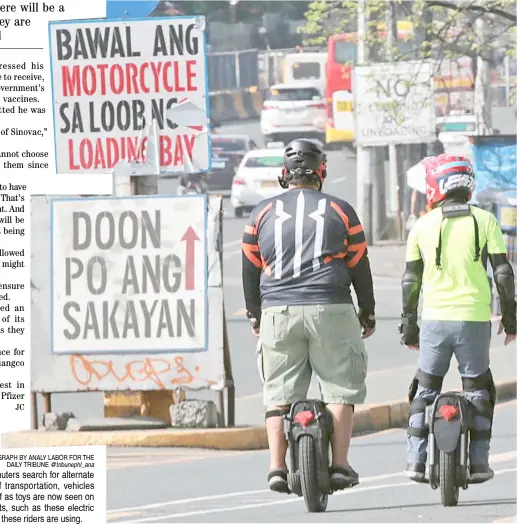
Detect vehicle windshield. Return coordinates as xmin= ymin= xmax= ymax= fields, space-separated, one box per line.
xmin=439 ymin=122 xmax=476 ymax=133
xmin=212 ymin=139 xmax=247 ymax=152
xmin=334 ymin=39 xmax=414 ymax=64
xmin=267 ymin=87 xmax=321 ymax=102
xmin=334 ymin=41 xmax=357 ymax=64
xmin=245 ymin=156 xmax=284 ymax=168
xmin=292 ymin=62 xmax=321 ymax=80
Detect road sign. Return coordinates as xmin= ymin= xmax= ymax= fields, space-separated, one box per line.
xmin=50 ymin=195 xmax=208 ymax=354
xmin=48 ymin=16 xmax=211 ymax=174
xmin=353 ymin=61 xmax=435 ymax=147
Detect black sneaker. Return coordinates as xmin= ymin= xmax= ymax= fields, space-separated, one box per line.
xmin=405 ymin=463 xmax=426 ymax=482
xmin=330 ymin=465 xmax=359 ymax=490
xmin=267 ymin=469 xmax=289 ymax=493
xmin=469 ymin=465 xmax=495 ymax=483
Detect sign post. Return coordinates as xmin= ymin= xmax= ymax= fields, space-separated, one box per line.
xmin=48 ymin=16 xmax=211 ymax=175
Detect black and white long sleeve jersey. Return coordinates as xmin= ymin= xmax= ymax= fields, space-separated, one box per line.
xmin=241 ymin=188 xmax=375 ymax=321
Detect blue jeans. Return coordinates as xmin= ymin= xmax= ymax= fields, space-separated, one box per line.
xmin=407 ymin=320 xmax=492 ymax=466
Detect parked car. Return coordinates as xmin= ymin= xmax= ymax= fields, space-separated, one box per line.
xmin=205 ymin=134 xmax=258 ymax=192
xmin=437 ymin=114 xmax=479 ymax=161
xmin=260 ymin=83 xmax=327 ymax=145
xmin=230 ymin=146 xmax=287 ymax=218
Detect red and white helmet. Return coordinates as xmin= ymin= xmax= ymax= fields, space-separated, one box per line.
xmin=422 ymin=154 xmax=475 ymax=210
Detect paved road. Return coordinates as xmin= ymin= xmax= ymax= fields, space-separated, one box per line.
xmin=104 ymin=399 xmax=517 ymax=522
xmin=38 ymin=119 xmax=516 ymax=426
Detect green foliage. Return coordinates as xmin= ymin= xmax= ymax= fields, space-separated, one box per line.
xmin=171 ymin=1 xmax=311 ymax=23
xmin=298 ymin=0 xmax=516 ymax=64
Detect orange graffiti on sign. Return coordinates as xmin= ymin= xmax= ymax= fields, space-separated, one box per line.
xmin=70 ymin=355 xmax=217 ymax=390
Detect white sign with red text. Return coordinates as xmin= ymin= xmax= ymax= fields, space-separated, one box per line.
xmin=49 ymin=17 xmax=210 ymax=174
xmin=50 ymin=195 xmax=208 ymax=354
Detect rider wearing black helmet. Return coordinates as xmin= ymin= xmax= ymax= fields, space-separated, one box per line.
xmin=241 ymin=139 xmax=376 ymax=493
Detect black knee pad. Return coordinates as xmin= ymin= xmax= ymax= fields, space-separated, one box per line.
xmin=462 ymin=369 xmax=497 ymax=407
xmin=408 ymin=369 xmax=444 ymax=402
xmin=462 ymin=369 xmax=496 ymax=440
xmin=407 ymin=369 xmax=444 ymax=439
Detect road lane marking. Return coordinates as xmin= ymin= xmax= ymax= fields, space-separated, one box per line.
xmin=107 ymin=468 xmax=517 ymax=522
xmin=331 ymin=176 xmax=348 ymax=184
xmin=107 ymin=471 xmax=403 ymax=516
xmin=116 ymin=481 xmax=416 ymax=522
xmin=107 ymin=457 xmax=516 ymax=518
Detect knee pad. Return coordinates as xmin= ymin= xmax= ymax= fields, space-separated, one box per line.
xmin=407 ymin=369 xmax=444 ymax=439
xmin=462 ymin=369 xmax=496 ymax=440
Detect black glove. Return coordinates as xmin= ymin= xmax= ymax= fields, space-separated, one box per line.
xmin=246 ymin=310 xmax=260 ymax=330
xmin=398 ymin=313 xmax=419 ymax=346
xmin=501 ymin=300 xmax=517 ymax=335
xmin=358 ymin=308 xmax=376 ymax=332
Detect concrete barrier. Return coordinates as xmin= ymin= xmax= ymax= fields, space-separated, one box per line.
xmin=3 ymin=379 xmax=515 ymax=451
xmin=209 ymin=87 xmax=265 ymax=123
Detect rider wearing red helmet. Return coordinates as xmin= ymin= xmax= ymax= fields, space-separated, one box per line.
xmin=399 ymin=154 xmax=516 ymax=483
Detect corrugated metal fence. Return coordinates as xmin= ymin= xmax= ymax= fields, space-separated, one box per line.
xmin=207 ymin=47 xmax=324 ymax=92
xmin=207 ymin=50 xmax=259 ymax=92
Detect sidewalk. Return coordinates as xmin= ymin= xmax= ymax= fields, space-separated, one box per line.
xmin=368 ymin=243 xmax=407 ymax=278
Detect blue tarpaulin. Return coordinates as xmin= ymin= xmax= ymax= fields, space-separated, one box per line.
xmin=471 ymin=135 xmax=517 ymax=194
xmin=472 ymin=135 xmax=517 ymax=234
xmin=105 ymin=0 xmax=159 ymax=19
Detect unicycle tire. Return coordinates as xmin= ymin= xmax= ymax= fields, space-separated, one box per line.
xmin=439 ymin=450 xmax=459 ymax=507
xmin=299 ymin=435 xmax=328 ymax=512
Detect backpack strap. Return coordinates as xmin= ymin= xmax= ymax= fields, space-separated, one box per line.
xmin=436 ymin=204 xmax=480 ymax=269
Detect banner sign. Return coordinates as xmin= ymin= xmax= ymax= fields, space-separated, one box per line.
xmin=50 ymin=195 xmax=208 ymax=354
xmin=48 ymin=17 xmax=210 ymax=174
xmin=354 ymin=61 xmax=435 ymax=147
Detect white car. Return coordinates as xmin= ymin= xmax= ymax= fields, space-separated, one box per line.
xmin=230 ymin=148 xmax=287 ymax=218
xmin=437 ymin=115 xmax=478 ymax=161
xmin=260 ymin=83 xmax=327 ymax=145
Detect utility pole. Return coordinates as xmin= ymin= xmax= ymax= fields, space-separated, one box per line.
xmin=355 ymin=0 xmax=373 ymax=245
xmin=474 ymin=17 xmax=492 ymax=134
xmin=386 ymin=1 xmax=403 ymax=240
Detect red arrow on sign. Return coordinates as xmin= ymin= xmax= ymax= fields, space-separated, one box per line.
xmin=181 ymin=226 xmax=200 ymax=291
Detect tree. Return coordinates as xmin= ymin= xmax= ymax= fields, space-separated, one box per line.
xmin=299 ymin=0 xmax=516 ymax=64
xmin=167 ymin=1 xmax=310 ymax=23
xmin=299 ymin=0 xmax=516 ymax=119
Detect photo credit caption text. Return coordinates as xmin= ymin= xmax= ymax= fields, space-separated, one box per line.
xmin=0 ymin=445 xmax=106 ymax=523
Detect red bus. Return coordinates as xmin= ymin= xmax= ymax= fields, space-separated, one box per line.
xmin=325 ymin=21 xmax=414 ymax=146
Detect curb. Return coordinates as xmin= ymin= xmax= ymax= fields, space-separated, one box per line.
xmin=1 ymin=426 xmax=267 ymax=450
xmin=209 ymin=87 xmax=265 ymax=123
xmin=3 ymin=380 xmax=514 ymax=450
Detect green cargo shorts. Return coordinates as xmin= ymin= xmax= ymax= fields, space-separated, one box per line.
xmin=257 ymin=303 xmax=368 ymax=407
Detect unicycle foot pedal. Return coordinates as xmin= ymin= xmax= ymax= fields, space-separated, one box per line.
xmin=412 ymin=476 xmax=430 ymax=484
xmin=468 ymin=476 xmax=491 ymax=485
